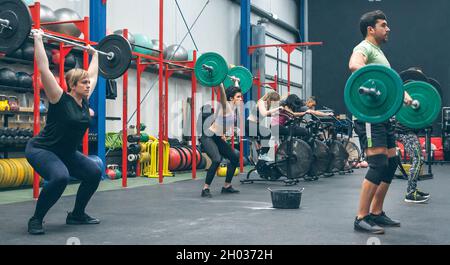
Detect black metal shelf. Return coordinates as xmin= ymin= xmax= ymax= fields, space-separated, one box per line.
xmin=0 ymin=56 xmax=80 ymax=71
xmin=0 ymin=84 xmax=34 ymax=94
xmin=0 ymin=110 xmax=47 ymax=116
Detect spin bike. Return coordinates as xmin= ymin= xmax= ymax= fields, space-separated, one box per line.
xmin=241 ymin=117 xmax=313 ymax=185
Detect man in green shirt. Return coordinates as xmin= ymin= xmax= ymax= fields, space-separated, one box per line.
xmin=349 ymin=10 xmax=413 ymax=234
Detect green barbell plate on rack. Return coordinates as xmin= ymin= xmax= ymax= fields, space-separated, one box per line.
xmin=0 ymin=0 xmax=32 ymax=55
xmin=223 ymin=66 xmax=253 ymax=94
xmin=344 ymin=64 xmax=404 ymax=123
xmin=396 ymin=81 xmax=441 ymax=129
xmin=194 ymin=52 xmax=228 ymax=87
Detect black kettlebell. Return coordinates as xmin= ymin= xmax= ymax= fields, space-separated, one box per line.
xmin=128 ymin=144 xmax=141 ymax=154
xmin=65 ymin=53 xmax=77 ymax=68
xmin=7 ymin=48 xmax=23 ymax=60
xmin=4 ymin=128 xmax=12 ymax=136
xmin=16 ymin=72 xmax=33 ymax=89
xmin=22 ymin=42 xmax=35 ymax=61
xmin=0 ymin=68 xmax=18 ymax=87
xmin=25 ymin=129 xmax=33 ymax=137
xmin=0 ymin=135 xmax=6 ymax=145
xmin=5 ymin=136 xmax=13 ymax=145
xmin=18 ymin=136 xmax=27 ymax=144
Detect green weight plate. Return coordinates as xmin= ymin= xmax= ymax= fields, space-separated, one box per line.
xmin=396 ymin=81 xmax=442 ymax=129
xmin=140 ymin=133 xmax=149 ymax=142
xmin=223 ymin=66 xmax=253 ymax=94
xmin=0 ymin=0 xmax=32 ymax=55
xmin=194 ymin=52 xmax=228 ymax=87
xmin=97 ymin=34 xmax=132 ymax=79
xmin=344 ymin=64 xmax=404 ymax=123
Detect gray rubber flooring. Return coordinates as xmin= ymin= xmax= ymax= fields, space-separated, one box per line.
xmin=1 ymin=165 xmax=449 ymax=245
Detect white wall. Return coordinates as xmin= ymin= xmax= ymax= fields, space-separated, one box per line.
xmin=24 ymin=0 xmax=301 ymax=140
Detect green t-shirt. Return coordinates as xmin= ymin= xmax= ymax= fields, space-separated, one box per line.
xmin=353 ymin=40 xmax=391 ymax=67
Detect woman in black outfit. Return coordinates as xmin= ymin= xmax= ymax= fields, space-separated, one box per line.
xmin=200 ymin=84 xmax=242 ymax=198
xmin=26 ymin=29 xmax=102 ymax=235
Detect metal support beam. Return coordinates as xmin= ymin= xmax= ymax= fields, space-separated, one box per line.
xmin=89 ymin=0 xmax=107 ymax=168
xmin=240 ymin=0 xmax=251 ymax=170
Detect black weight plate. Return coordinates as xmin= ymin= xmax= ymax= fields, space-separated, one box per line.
xmin=399 ymin=68 xmax=428 ymax=83
xmin=0 ymin=0 xmax=32 ymax=55
xmin=97 ymin=34 xmax=132 ymax=79
xmin=427 ymin=77 xmax=442 ymax=97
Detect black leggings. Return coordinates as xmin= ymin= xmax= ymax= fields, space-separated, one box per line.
xmin=200 ymin=133 xmax=239 ymax=186
xmin=25 ymin=139 xmax=102 ymax=220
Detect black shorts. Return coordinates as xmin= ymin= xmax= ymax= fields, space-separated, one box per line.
xmin=354 ymin=120 xmax=396 ymax=150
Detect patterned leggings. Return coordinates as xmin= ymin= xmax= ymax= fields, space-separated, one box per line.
xmin=397 ymin=133 xmax=423 ymax=193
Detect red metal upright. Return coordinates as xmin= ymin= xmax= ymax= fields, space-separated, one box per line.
xmin=122 ymin=31 xmax=129 ymax=187
xmin=239 ymin=102 xmax=244 ymax=172
xmin=280 ymin=46 xmax=296 ymax=95
xmin=31 ymin=2 xmax=41 ymax=199
xmin=136 ymin=56 xmax=143 ymax=177
xmin=158 ymin=0 xmax=165 ymax=184
xmin=248 ymin=42 xmax=323 ymax=96
xmin=82 ymin=16 xmax=90 ymax=155
xmin=191 ymin=51 xmax=197 ymax=179
xmin=164 ymin=68 xmax=169 ymax=142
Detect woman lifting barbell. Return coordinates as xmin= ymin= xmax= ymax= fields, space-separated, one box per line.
xmin=200 ymin=84 xmax=242 ymax=198
xmin=25 ymin=29 xmax=102 ymax=235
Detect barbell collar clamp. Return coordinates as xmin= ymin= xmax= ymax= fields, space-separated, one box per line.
xmin=202 ymin=64 xmax=213 ymax=72
xmin=358 ymin=87 xmax=381 ymax=97
xmin=0 ymin=18 xmax=10 ymax=26
xmin=0 ymin=18 xmax=12 ymax=33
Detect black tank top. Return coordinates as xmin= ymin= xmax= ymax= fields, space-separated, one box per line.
xmin=32 ymin=92 xmax=90 ymax=154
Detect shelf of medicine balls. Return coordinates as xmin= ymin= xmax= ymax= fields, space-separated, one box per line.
xmin=127 ymin=60 xmax=194 ymax=81
xmin=0 ymin=39 xmax=84 ymax=71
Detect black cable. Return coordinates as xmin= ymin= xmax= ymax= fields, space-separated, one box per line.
xmin=175 ymin=0 xmax=200 ymax=51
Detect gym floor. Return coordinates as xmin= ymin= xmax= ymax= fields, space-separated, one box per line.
xmin=0 ymin=166 xmax=449 ymax=245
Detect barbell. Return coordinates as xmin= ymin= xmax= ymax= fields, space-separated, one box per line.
xmin=0 ymin=0 xmax=132 ymax=79
xmin=194 ymin=52 xmax=253 ymax=94
xmin=344 ymin=64 xmax=441 ymax=129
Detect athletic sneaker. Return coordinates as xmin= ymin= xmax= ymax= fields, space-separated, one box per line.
xmin=66 ymin=212 xmax=100 ymax=225
xmin=221 ymin=186 xmax=240 ymax=194
xmin=405 ymin=190 xmax=429 ymax=204
xmin=416 ymin=189 xmax=430 ymax=198
xmin=201 ymin=188 xmax=212 ymax=198
xmin=370 ymin=211 xmax=401 ymax=227
xmin=354 ymin=216 xmax=384 ymax=234
xmin=28 ymin=216 xmax=45 ymax=235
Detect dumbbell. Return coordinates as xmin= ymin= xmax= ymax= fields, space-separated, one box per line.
xmin=128 ymin=144 xmax=141 ymax=154
xmin=127 ymin=153 xmax=140 ymax=162
xmin=127 ymin=134 xmax=140 ymax=143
